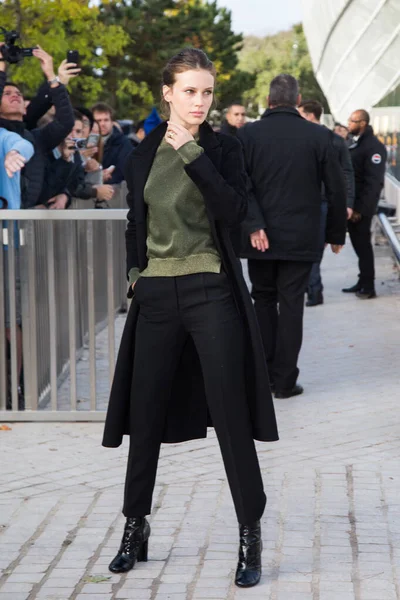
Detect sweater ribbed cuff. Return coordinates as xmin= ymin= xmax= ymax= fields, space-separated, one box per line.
xmin=128 ymin=267 xmax=140 ymax=286
xmin=176 ymin=141 xmax=204 ymax=165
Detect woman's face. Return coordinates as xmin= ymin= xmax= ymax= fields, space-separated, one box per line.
xmin=163 ymin=69 xmax=214 ymax=128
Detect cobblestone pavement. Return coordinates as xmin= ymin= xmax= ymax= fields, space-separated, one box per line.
xmin=1 ymin=242 xmax=400 ymax=600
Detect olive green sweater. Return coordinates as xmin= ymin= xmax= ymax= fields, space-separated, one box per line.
xmin=128 ymin=139 xmax=220 ymax=285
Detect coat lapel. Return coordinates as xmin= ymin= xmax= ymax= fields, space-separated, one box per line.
xmin=129 ymin=122 xmax=168 ymax=222
xmin=198 ymin=121 xmax=222 ymax=170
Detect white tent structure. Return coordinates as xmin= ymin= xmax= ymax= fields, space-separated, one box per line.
xmin=301 ymin=0 xmax=400 ymax=124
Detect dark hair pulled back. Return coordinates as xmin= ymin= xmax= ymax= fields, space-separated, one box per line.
xmin=160 ymin=48 xmax=216 ymax=117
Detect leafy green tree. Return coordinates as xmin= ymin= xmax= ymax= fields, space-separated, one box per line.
xmin=1 ymin=0 xmax=257 ymax=118
xmin=238 ymin=24 xmax=328 ymax=116
xmin=99 ymin=0 xmax=251 ymax=118
xmin=0 ymin=0 xmax=129 ymax=105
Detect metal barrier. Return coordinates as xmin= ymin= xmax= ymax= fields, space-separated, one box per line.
xmin=384 ymin=173 xmax=400 ymax=225
xmin=0 ymin=208 xmax=128 ymax=421
xmin=377 ymin=212 xmax=400 ymax=268
xmin=376 ymin=174 xmax=400 ymax=270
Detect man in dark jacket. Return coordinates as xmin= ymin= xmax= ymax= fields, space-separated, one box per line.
xmin=220 ymin=102 xmax=246 ymax=137
xmin=0 ymin=46 xmax=75 ymax=209
xmin=92 ymin=102 xmax=133 ymax=185
xmin=342 ymin=110 xmax=387 ymax=299
xmin=238 ymin=74 xmax=347 ymax=399
xmin=298 ymin=100 xmax=355 ymax=306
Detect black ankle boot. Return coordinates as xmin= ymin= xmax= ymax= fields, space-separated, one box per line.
xmin=235 ymin=520 xmax=262 ymax=588
xmin=109 ymin=517 xmax=150 ymax=573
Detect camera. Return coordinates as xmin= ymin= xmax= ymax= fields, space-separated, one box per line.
xmin=0 ymin=27 xmax=36 ymax=64
xmin=67 ymin=138 xmax=87 ymax=150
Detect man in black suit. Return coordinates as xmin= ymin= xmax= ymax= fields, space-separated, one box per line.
xmin=238 ymin=74 xmax=347 ymax=399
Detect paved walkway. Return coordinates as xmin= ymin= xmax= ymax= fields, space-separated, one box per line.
xmin=1 ymin=241 xmax=400 ymax=600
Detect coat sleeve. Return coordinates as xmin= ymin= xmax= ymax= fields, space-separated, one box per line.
xmin=110 ymin=138 xmax=135 ymax=184
xmin=4 ymin=131 xmax=34 ymax=163
xmin=24 ymin=81 xmax=53 ymax=130
xmin=184 ymin=136 xmax=248 ymax=227
xmin=236 ymin=130 xmax=266 ymax=235
xmin=34 ymin=84 xmax=75 ymax=152
xmin=356 ymin=146 xmax=387 ymax=216
xmin=337 ymin=139 xmax=355 ymax=209
xmin=322 ymin=141 xmax=347 ymax=245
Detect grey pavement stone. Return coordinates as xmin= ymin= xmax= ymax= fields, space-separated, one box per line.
xmin=1 ymin=243 xmax=400 ymax=600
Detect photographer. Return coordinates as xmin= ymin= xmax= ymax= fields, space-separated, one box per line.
xmin=0 ymin=43 xmax=76 ymax=209
xmin=92 ymin=102 xmax=133 ymax=184
xmin=39 ymin=112 xmax=114 ymax=207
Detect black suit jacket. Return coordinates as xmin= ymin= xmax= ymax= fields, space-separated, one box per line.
xmin=238 ymin=107 xmax=347 ymax=262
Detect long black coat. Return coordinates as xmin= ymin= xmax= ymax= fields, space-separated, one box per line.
xmin=238 ymin=107 xmax=347 ymax=262
xmin=102 ymin=121 xmax=279 ymax=448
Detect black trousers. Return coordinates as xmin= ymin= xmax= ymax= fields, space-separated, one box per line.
xmin=248 ymin=259 xmax=312 ymax=391
xmin=123 ymin=272 xmax=266 ymax=524
xmin=347 ymin=215 xmax=375 ymax=290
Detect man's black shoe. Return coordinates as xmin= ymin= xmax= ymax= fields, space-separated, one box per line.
xmin=306 ymin=294 xmax=323 ymax=307
xmin=355 ymin=289 xmax=376 ymax=300
xmin=274 ymin=384 xmax=304 ymax=399
xmin=342 ymin=283 xmax=361 ymax=293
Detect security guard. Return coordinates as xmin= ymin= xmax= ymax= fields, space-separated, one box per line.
xmin=343 ymin=109 xmax=387 ymax=299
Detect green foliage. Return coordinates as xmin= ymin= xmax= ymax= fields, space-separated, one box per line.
xmin=0 ymin=0 xmax=129 ymax=105
xmin=238 ymin=24 xmax=328 ymax=116
xmin=98 ymin=0 xmax=249 ymax=118
xmin=0 ymin=1 xmax=323 ymax=121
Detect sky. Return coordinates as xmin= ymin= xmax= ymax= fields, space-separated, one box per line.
xmin=218 ymin=0 xmax=303 ymax=37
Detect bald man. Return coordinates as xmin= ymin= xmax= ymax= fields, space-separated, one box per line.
xmin=343 ymin=110 xmax=387 ymax=299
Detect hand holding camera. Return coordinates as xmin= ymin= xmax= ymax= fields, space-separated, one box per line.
xmin=58 ymin=58 xmax=81 ymax=86
xmin=0 ymin=27 xmax=36 ymax=65
xmin=0 ymin=43 xmax=6 ymax=71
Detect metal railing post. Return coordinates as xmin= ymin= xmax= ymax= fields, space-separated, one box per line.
xmin=7 ymin=221 xmax=18 ymax=411
xmin=67 ymin=220 xmax=77 ymax=411
xmin=86 ymin=220 xmax=97 ymax=410
xmin=0 ymin=228 xmax=6 ymax=409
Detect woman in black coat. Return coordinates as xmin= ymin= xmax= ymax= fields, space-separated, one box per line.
xmin=103 ymin=48 xmax=278 ymax=589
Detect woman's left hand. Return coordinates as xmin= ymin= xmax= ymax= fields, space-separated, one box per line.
xmin=165 ymin=121 xmax=194 ymax=150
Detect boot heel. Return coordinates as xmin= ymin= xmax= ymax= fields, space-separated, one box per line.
xmin=137 ymin=539 xmax=148 ymax=562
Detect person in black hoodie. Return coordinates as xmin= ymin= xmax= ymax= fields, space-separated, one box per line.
xmin=92 ymin=102 xmax=133 ymax=185
xmin=0 ymin=45 xmax=75 ymax=208
xmin=238 ymin=74 xmax=347 ymax=399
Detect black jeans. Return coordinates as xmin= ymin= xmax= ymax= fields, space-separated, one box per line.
xmin=248 ymin=259 xmax=312 ymax=391
xmin=347 ymin=215 xmax=374 ymax=290
xmin=123 ymin=272 xmax=266 ymax=524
